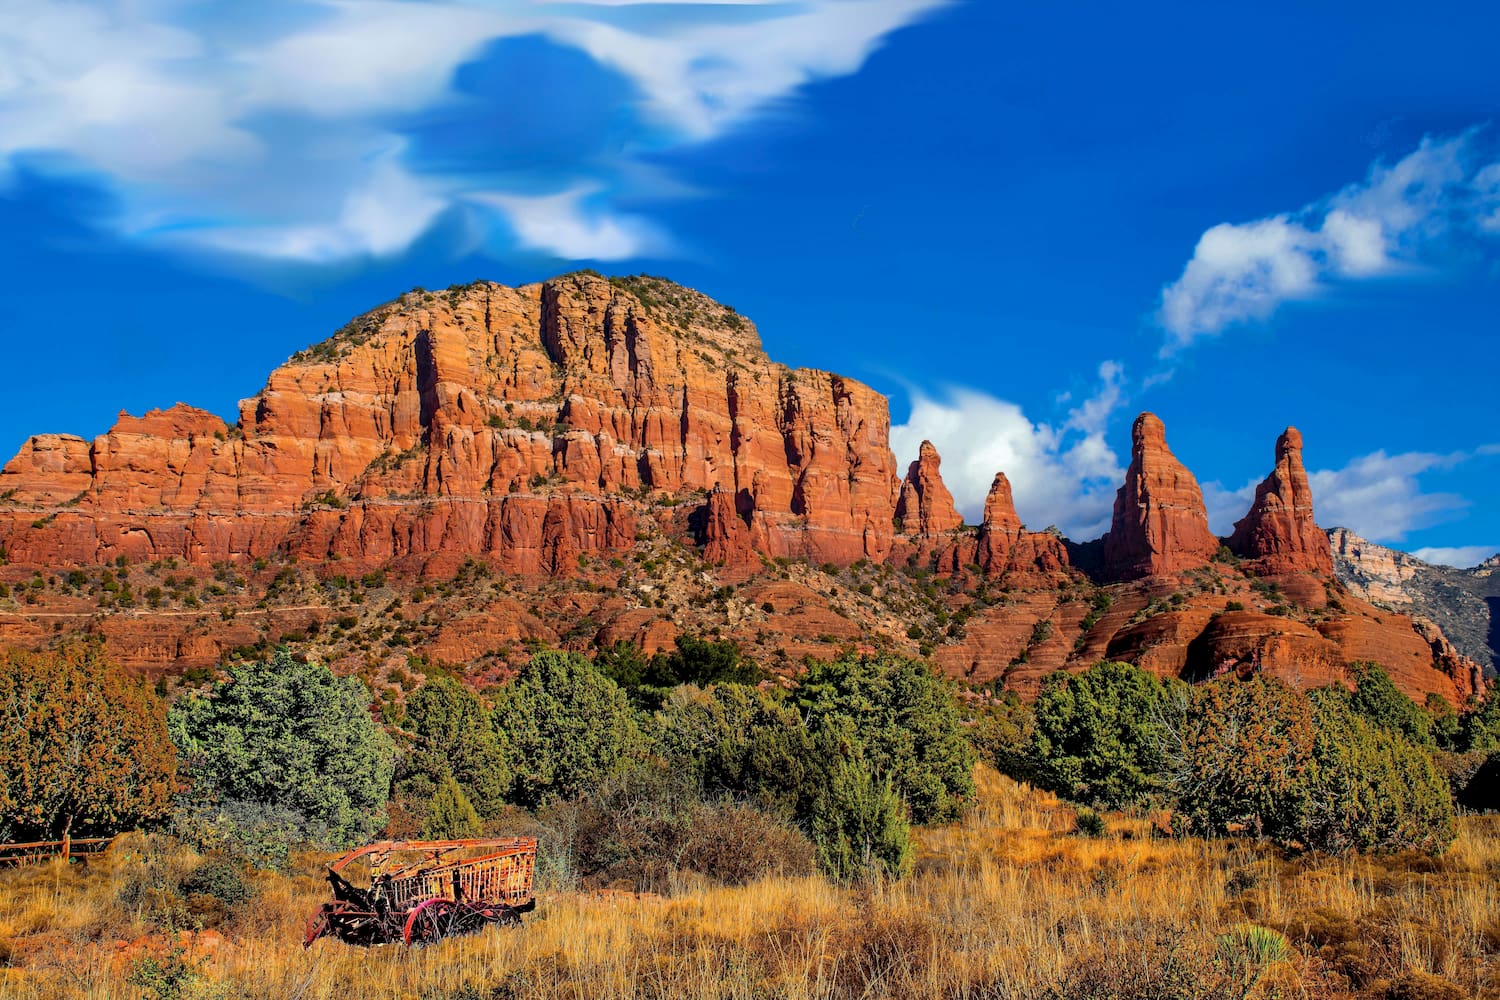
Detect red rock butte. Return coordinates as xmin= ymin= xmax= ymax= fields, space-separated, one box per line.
xmin=0 ymin=274 xmax=1483 ymax=705
xmin=1100 ymin=412 xmax=1220 ymax=580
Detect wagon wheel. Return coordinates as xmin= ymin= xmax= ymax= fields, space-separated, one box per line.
xmin=304 ymin=903 xmax=336 ymax=948
xmin=403 ymin=897 xmax=458 ymax=945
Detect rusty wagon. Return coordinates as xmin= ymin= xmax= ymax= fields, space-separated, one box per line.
xmin=304 ymin=837 xmax=538 ymax=947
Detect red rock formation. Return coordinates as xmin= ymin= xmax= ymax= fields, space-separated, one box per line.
xmin=0 ymin=275 xmax=901 ymax=573
xmin=699 ymin=485 xmax=755 ymax=566
xmin=1228 ymin=427 xmax=1334 ymax=575
xmin=895 ymin=441 xmax=963 ymax=535
xmin=976 ymin=473 xmax=1070 ymax=582
xmin=1101 ymin=413 xmax=1218 ymax=580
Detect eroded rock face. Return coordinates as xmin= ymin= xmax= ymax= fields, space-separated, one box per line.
xmin=976 ymin=473 xmax=1069 ymax=583
xmin=1228 ymin=428 xmax=1334 ymax=575
xmin=1101 ymin=413 xmax=1218 ymax=580
xmin=0 ymin=275 xmax=902 ymax=573
xmin=895 ymin=441 xmax=963 ymax=536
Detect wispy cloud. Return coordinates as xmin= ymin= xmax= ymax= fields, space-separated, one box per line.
xmin=1203 ymin=445 xmax=1497 ymax=544
xmin=890 ymin=362 xmax=1128 ymax=539
xmin=1159 ymin=131 xmax=1500 ymax=352
xmin=1411 ymin=545 xmax=1499 ymax=569
xmin=0 ymin=0 xmax=950 ymax=265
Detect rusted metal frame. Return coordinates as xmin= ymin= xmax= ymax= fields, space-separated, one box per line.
xmin=329 ymin=837 xmax=536 ymax=874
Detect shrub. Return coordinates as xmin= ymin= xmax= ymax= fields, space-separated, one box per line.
xmin=1073 ymin=807 xmax=1106 ymax=837
xmin=169 ymin=648 xmax=395 ymax=850
xmin=655 ymin=683 xmax=814 ymax=818
xmin=1346 ymin=662 xmax=1434 ymax=746
xmin=402 ymin=675 xmax=509 ymax=817
xmin=178 ymin=857 xmax=251 ymax=906
xmin=422 ymin=775 xmax=483 ymax=839
xmin=595 ymin=637 xmax=763 ymax=709
xmin=493 ymin=650 xmax=645 ymax=809
xmin=541 ymin=768 xmax=814 ymax=893
xmin=1300 ymin=692 xmax=1456 ymax=854
xmin=1163 ymin=676 xmax=1315 ymax=841
xmin=0 ymin=644 xmax=178 ymax=843
xmin=798 ymin=654 xmax=976 ymax=824
xmin=967 ymin=694 xmax=1037 ymax=783
xmin=807 ymin=760 xmax=912 ymax=883
xmin=1029 ymin=662 xmax=1182 ymax=809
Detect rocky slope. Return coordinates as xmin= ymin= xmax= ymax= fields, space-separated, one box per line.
xmin=1329 ymin=528 xmax=1499 ymax=677
xmin=0 ymin=274 xmax=1483 ymax=706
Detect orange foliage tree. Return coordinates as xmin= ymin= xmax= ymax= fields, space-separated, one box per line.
xmin=0 ymin=644 xmax=178 ymax=848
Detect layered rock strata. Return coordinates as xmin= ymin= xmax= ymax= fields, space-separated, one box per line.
xmin=0 ymin=275 xmax=902 ymax=573
xmin=1228 ymin=428 xmax=1334 ymax=575
xmin=1100 ymin=413 xmax=1219 ymax=580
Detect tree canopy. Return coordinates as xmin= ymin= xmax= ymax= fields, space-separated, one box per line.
xmin=169 ymin=648 xmax=395 ymax=849
xmin=0 ymin=644 xmax=178 ymax=843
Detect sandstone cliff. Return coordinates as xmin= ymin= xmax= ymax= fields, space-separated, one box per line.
xmin=1228 ymin=427 xmax=1335 ymax=576
xmin=0 ymin=274 xmax=1482 ymax=706
xmin=1100 ymin=413 xmax=1219 ymax=580
xmin=1329 ymin=527 xmax=1499 ymax=677
xmin=0 ymin=275 xmax=901 ymax=573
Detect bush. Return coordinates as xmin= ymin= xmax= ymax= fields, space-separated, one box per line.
xmin=169 ymin=648 xmax=395 ymax=850
xmin=1073 ymin=807 xmax=1106 ymax=837
xmin=807 ymin=760 xmax=912 ymax=883
xmin=655 ymin=683 xmax=814 ymax=818
xmin=402 ymin=675 xmax=509 ymax=817
xmin=422 ymin=775 xmax=483 ymax=839
xmin=178 ymin=858 xmax=252 ymax=908
xmin=1346 ymin=662 xmax=1434 ymax=746
xmin=1163 ymin=676 xmax=1315 ymax=841
xmin=596 ymin=637 xmax=763 ymax=709
xmin=541 ymin=768 xmax=814 ymax=893
xmin=493 ymin=650 xmax=645 ymax=809
xmin=0 ymin=644 xmax=178 ymax=843
xmin=1029 ymin=662 xmax=1182 ymax=809
xmin=967 ymin=694 xmax=1037 ymax=783
xmin=798 ymin=654 xmax=976 ymax=824
xmin=1301 ymin=692 xmax=1455 ymax=854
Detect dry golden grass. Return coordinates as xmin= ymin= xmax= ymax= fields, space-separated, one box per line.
xmin=2 ymin=768 xmax=1495 ymax=1000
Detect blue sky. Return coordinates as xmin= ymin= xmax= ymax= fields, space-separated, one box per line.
xmin=2 ymin=0 xmax=1497 ymax=565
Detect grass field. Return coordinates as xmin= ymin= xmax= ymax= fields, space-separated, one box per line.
xmin=2 ymin=768 xmax=1496 ymax=1000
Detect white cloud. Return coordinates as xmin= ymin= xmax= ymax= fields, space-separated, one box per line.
xmin=890 ymin=363 xmax=1128 ymax=539
xmin=473 ymin=185 xmax=669 ymax=260
xmin=1411 ymin=545 xmax=1500 ymax=569
xmin=0 ymin=0 xmax=950 ymax=264
xmin=1200 ymin=479 xmax=1256 ymax=537
xmin=1304 ymin=449 xmax=1477 ymax=544
xmin=1159 ymin=132 xmax=1499 ymax=351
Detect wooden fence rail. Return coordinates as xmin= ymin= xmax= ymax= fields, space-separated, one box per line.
xmin=0 ymin=837 xmax=114 ymax=866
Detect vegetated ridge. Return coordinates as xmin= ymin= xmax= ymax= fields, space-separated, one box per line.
xmin=0 ymin=273 xmax=1484 ymax=706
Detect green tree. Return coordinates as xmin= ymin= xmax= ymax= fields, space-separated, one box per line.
xmin=597 ymin=637 xmax=763 ymax=709
xmin=169 ymin=649 xmax=395 ymax=849
xmin=0 ymin=645 xmax=178 ymax=847
xmin=655 ymin=683 xmax=814 ymax=818
xmin=1459 ymin=693 xmax=1500 ymax=752
xmin=807 ymin=758 xmax=913 ymax=882
xmin=1426 ymin=693 xmax=1462 ymax=750
xmin=403 ymin=674 xmax=509 ymax=817
xmin=798 ymin=654 xmax=976 ymax=824
xmin=1343 ymin=662 xmax=1434 ymax=746
xmin=421 ymin=775 xmax=483 ymax=839
xmin=1300 ymin=691 xmax=1456 ymax=854
xmin=1029 ymin=661 xmax=1182 ymax=808
xmin=1163 ymin=676 xmax=1316 ymax=840
xmin=492 ymin=650 xmax=645 ymax=809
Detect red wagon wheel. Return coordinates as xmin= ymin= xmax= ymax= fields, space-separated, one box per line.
xmin=402 ymin=897 xmax=457 ymax=945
